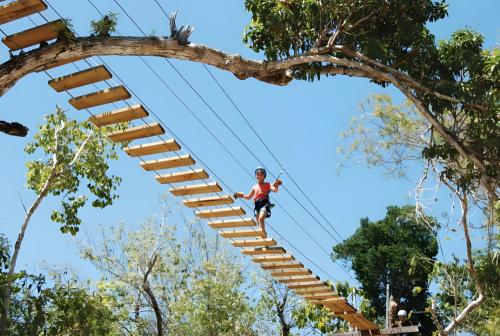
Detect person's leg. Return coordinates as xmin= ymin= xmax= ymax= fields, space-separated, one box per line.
xmin=258 ymin=209 xmax=267 ymax=236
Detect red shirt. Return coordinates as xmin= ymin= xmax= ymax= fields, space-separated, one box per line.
xmin=251 ymin=182 xmax=271 ymax=201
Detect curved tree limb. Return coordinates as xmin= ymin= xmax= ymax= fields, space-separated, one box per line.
xmin=0 ymin=36 xmax=495 ymax=199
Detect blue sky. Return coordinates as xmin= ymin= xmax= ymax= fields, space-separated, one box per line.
xmin=0 ymin=0 xmax=498 ymax=292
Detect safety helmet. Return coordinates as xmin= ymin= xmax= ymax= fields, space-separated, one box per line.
xmin=255 ymin=166 xmax=267 ymax=177
xmin=397 ymin=310 xmax=407 ymax=317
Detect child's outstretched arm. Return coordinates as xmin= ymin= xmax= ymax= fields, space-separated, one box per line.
xmin=234 ymin=188 xmax=255 ymax=200
xmin=271 ymin=179 xmax=282 ymax=193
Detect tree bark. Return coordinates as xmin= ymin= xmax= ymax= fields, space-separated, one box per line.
xmin=142 ymin=253 xmax=163 ymax=336
xmin=0 ymin=151 xmax=58 ymax=335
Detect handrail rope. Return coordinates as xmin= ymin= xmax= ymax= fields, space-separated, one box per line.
xmin=118 ymin=0 xmax=347 ymax=249
xmin=29 ymin=1 xmax=343 ymax=282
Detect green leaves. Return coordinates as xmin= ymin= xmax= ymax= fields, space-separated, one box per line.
xmin=25 ymin=107 xmax=122 ymax=235
xmin=332 ymin=205 xmax=439 ymax=330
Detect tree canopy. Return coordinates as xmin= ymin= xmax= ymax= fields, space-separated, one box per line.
xmin=332 ymin=205 xmax=439 ymax=332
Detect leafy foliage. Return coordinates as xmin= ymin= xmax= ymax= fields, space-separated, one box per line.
xmin=0 ymin=235 xmax=119 ymax=335
xmin=332 ymin=205 xmax=439 ymax=333
xmin=244 ymin=1 xmax=498 ymax=196
xmin=90 ymin=12 xmax=118 ymax=37
xmin=24 ymin=107 xmax=122 ymax=234
xmin=431 ymin=252 xmax=500 ymax=335
xmin=80 ymin=206 xmax=261 ymax=335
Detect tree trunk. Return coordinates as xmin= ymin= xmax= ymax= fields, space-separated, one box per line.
xmin=0 ymin=167 xmax=57 ymax=335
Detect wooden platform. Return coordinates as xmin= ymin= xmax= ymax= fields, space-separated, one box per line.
xmin=141 ymin=154 xmax=195 ymax=171
xmin=196 ymin=206 xmax=245 ymax=219
xmin=231 ymin=238 xmax=276 ymax=248
xmin=252 ymin=255 xmax=295 ymax=263
xmin=89 ymin=104 xmax=149 ymax=127
xmin=241 ymin=247 xmax=286 ymax=256
xmin=108 ymin=123 xmax=164 ymax=143
xmin=183 ymin=195 xmax=233 ymax=208
xmin=0 ymin=0 xmax=47 ymax=25
xmin=69 ymin=85 xmax=131 ymax=110
xmin=261 ymin=262 xmax=303 ymax=270
xmin=2 ymin=19 xmax=66 ymax=50
xmin=156 ymin=169 xmax=209 ymax=184
xmin=170 ymin=182 xmax=222 ymax=197
xmin=220 ymin=228 xmax=265 ymax=238
xmin=48 ymin=65 xmax=112 ymax=92
xmin=124 ymin=139 xmax=180 ymax=157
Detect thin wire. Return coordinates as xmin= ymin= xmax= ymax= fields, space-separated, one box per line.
xmin=38 ymin=0 xmax=345 ymax=282
xmin=120 ymin=0 xmax=346 ymax=246
xmin=106 ymin=0 xmax=351 ymax=277
xmin=203 ymin=64 xmax=346 ymax=242
xmin=108 ymin=0 xmax=354 ymax=281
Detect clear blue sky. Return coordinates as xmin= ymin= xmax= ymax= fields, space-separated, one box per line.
xmin=0 ymin=0 xmax=498 ymax=288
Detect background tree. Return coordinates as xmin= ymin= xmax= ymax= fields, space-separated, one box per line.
xmin=339 ymin=93 xmax=498 ymax=334
xmin=81 ymin=202 xmax=261 ymax=336
xmin=332 ymin=205 xmax=439 ymax=334
xmin=0 ymin=107 xmax=122 ymax=334
xmin=430 ymin=251 xmax=499 ymax=335
xmin=0 ymin=1 xmax=497 ymax=206
xmin=0 ymin=234 xmax=120 ymax=336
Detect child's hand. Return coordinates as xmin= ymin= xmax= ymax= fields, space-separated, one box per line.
xmin=275 ymin=179 xmax=283 ymax=186
xmin=233 ymin=192 xmax=244 ymax=199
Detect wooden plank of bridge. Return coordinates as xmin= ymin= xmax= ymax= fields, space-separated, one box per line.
xmin=48 ymin=65 xmax=112 ymax=92
xmin=170 ymin=182 xmax=222 ymax=197
xmin=240 ymin=247 xmax=286 ymax=256
xmin=293 ymin=287 xmax=333 ymax=295
xmin=270 ymin=268 xmax=311 ymax=277
xmin=208 ymin=218 xmax=256 ymax=229
xmin=303 ymin=293 xmax=339 ymax=301
xmin=275 ymin=276 xmax=319 ymax=284
xmin=286 ymin=281 xmax=325 ymax=289
xmin=141 ymin=154 xmax=195 ymax=171
xmin=260 ymin=262 xmax=303 ymax=270
xmin=220 ymin=228 xmax=265 ymax=239
xmin=89 ymin=104 xmax=148 ymax=127
xmin=0 ymin=0 xmax=47 ymax=25
xmin=108 ymin=123 xmax=164 ymax=143
xmin=231 ymin=238 xmax=276 ymax=248
xmin=2 ymin=19 xmax=66 ymax=50
xmin=196 ymin=206 xmax=245 ymax=219
xmin=183 ymin=195 xmax=233 ymax=208
xmin=156 ymin=169 xmax=209 ymax=184
xmin=337 ymin=313 xmax=378 ymax=331
xmin=124 ymin=139 xmax=180 ymax=157
xmin=69 ymin=85 xmax=131 ymax=110
xmin=252 ymin=255 xmax=295 ymax=263
xmin=322 ymin=299 xmax=357 ymax=315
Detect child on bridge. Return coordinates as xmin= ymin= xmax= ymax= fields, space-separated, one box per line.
xmin=234 ymin=167 xmax=282 ymax=236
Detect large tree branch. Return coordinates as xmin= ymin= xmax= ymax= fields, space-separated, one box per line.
xmin=438 ymin=180 xmax=486 ymax=335
xmin=0 ymin=120 xmax=64 ymax=334
xmin=0 ymin=36 xmax=495 ymax=200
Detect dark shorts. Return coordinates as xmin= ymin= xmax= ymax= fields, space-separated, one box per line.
xmin=254 ymin=198 xmax=271 ymax=218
